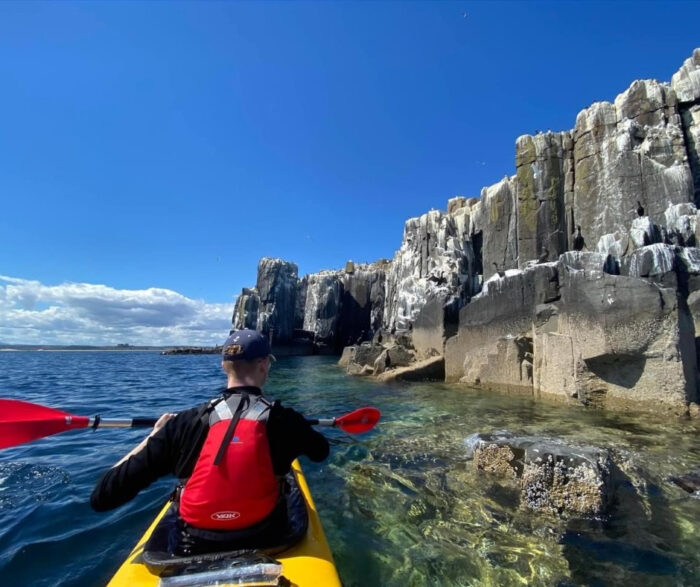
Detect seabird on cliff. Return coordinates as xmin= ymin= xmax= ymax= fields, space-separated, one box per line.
xmin=636 ymin=200 xmax=645 ymax=217
xmin=537 ymin=247 xmax=549 ymax=264
xmin=492 ymin=262 xmax=505 ymax=278
xmin=573 ymin=225 xmax=585 ymax=251
xmin=428 ymin=272 xmax=448 ymax=285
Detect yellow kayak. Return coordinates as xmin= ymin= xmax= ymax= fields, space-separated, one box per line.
xmin=108 ymin=459 xmax=341 ymax=586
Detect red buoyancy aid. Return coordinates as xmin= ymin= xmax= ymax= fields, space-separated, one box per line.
xmin=179 ymin=393 xmax=280 ymax=530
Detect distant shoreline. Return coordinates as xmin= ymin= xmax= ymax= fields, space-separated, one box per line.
xmin=0 ymin=348 xmax=166 ymax=352
xmin=0 ymin=345 xmax=173 ymax=352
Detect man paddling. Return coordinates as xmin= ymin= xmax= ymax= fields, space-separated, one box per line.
xmin=90 ymin=329 xmax=329 ymax=552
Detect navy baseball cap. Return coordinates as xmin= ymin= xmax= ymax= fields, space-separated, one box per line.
xmin=222 ymin=329 xmax=276 ymax=362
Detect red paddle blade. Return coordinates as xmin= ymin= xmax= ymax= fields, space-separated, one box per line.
xmin=334 ymin=407 xmax=381 ymax=434
xmin=0 ymin=399 xmax=90 ymax=450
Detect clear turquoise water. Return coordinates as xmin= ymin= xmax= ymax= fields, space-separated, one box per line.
xmin=0 ymin=352 xmax=699 ymax=586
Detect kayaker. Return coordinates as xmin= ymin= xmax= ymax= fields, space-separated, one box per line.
xmin=90 ymin=329 xmax=329 ymax=552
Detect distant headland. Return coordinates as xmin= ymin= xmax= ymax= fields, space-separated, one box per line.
xmin=0 ymin=343 xmax=167 ymax=351
xmin=0 ymin=343 xmax=222 ymax=353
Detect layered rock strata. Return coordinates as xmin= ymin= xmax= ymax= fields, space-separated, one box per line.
xmin=446 ymin=248 xmax=699 ymax=414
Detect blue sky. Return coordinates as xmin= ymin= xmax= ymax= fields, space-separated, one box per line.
xmin=1 ymin=1 xmax=699 ymax=345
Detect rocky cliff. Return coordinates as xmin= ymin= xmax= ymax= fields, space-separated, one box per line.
xmin=232 ymin=49 xmax=700 ymax=414
xmin=233 ymin=258 xmax=388 ymax=353
xmin=232 ymin=258 xmax=299 ymax=343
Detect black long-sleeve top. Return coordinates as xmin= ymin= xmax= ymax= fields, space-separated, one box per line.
xmin=90 ymin=386 xmax=329 ymax=512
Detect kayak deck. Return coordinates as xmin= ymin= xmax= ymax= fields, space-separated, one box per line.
xmin=108 ymin=460 xmax=341 ymax=586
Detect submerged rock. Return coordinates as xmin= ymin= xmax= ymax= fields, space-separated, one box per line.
xmin=670 ymin=471 xmax=700 ymax=493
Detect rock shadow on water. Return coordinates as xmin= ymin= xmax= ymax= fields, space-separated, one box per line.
xmin=561 ymin=464 xmax=683 ymax=585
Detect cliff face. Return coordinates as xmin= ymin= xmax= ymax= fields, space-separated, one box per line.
xmin=673 ymin=50 xmax=700 ymax=206
xmin=445 ymin=249 xmax=698 ymax=414
xmin=383 ymin=208 xmax=479 ymax=356
xmin=232 ymin=49 xmax=700 ymax=414
xmin=233 ymin=258 xmax=388 ymax=352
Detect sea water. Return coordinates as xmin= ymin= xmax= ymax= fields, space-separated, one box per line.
xmin=0 ymin=351 xmax=699 ymax=586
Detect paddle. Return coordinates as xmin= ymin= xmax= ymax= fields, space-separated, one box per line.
xmin=0 ymin=399 xmax=381 ymax=450
xmin=306 ymin=407 xmax=381 ymax=434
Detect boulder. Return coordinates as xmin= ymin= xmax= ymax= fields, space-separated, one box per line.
xmin=596 ymin=231 xmax=630 ymax=259
xmin=629 ymin=216 xmax=655 ymax=249
xmin=621 ymin=243 xmax=677 ymax=287
xmin=338 ymin=345 xmax=356 ymax=368
xmin=346 ymin=362 xmax=374 ymax=376
xmin=344 ymin=342 xmax=384 ymax=374
xmin=386 ymin=344 xmax=415 ymax=367
xmin=665 ymin=202 xmax=698 ymax=246
xmin=559 ymin=250 xmax=617 ymax=276
xmin=376 ymin=355 xmax=445 ymax=382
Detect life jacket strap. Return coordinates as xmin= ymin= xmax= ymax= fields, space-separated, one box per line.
xmin=212 ymin=393 xmax=248 ymax=467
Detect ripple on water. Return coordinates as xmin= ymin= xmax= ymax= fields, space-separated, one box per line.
xmin=0 ymin=463 xmax=71 ymax=510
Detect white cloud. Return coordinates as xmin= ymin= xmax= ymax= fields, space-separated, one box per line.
xmin=0 ymin=275 xmax=233 ymax=346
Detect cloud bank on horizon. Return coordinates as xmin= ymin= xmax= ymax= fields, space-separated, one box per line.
xmin=0 ymin=275 xmax=233 ymax=346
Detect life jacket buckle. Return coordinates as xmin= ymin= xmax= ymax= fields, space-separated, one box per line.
xmin=170 ymin=484 xmax=184 ymax=503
